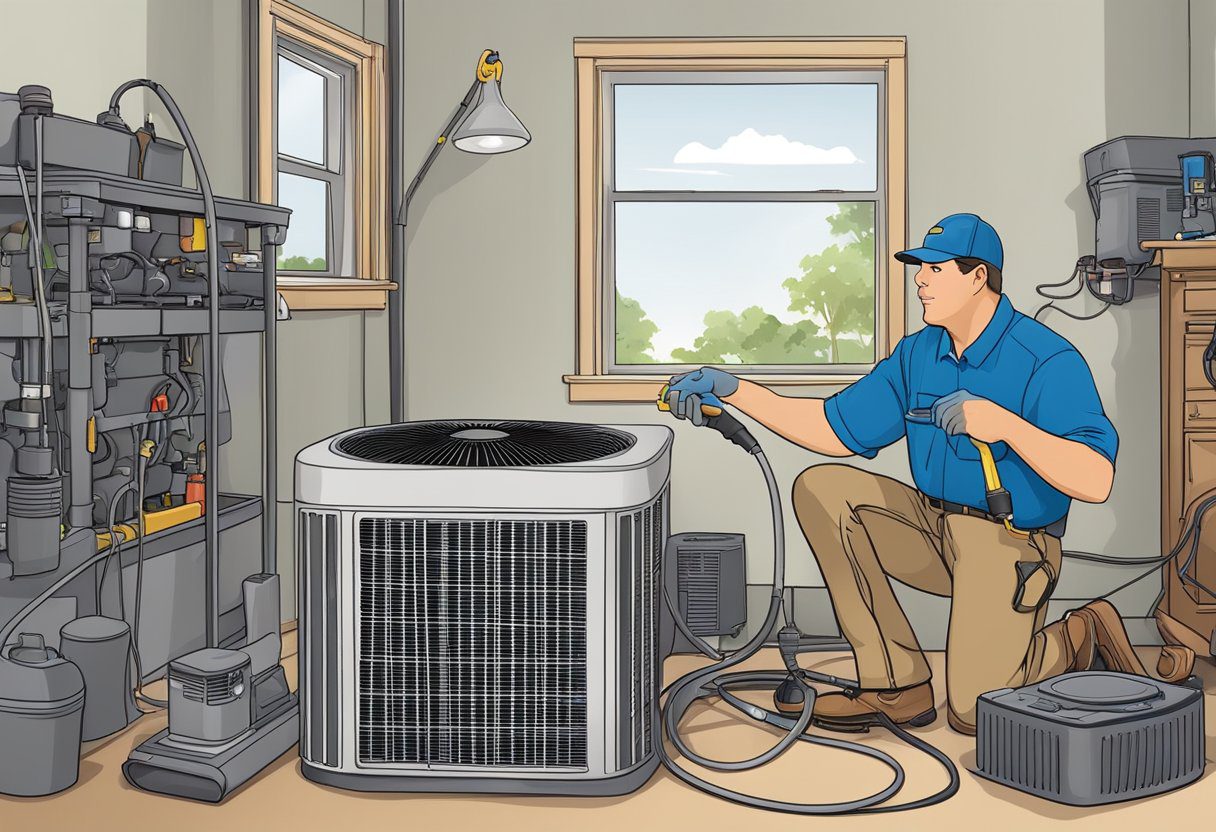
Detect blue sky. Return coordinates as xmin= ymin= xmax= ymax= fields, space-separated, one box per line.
xmin=614 ymin=83 xmax=878 ymax=192
xmin=277 ymin=56 xmax=329 ymax=264
xmin=612 ymin=82 xmax=878 ymax=361
xmin=277 ymin=173 xmax=328 ymax=265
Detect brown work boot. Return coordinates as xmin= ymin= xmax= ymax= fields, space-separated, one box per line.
xmin=1063 ymin=599 xmax=1152 ymax=677
xmin=1158 ymin=645 xmax=1195 ymax=683
xmin=801 ymin=682 xmax=936 ymax=732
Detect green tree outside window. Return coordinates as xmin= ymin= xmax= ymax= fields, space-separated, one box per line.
xmin=615 ymin=203 xmax=877 ymax=366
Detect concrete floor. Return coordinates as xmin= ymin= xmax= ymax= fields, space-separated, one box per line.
xmin=5 ymin=635 xmax=1216 ymax=832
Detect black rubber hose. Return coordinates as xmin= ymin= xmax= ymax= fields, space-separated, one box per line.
xmin=109 ymin=79 xmax=221 ymax=648
xmin=96 ymin=478 xmax=136 ymax=612
xmin=130 ymin=447 xmax=167 ymax=709
xmin=657 ymin=439 xmax=961 ymax=813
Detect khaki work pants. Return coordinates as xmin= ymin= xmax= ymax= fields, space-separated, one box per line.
xmin=792 ymin=463 xmax=1071 ymax=730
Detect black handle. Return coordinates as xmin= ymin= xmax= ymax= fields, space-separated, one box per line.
xmin=705 ymin=409 xmax=760 ymax=454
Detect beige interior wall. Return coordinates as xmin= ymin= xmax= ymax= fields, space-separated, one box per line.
xmin=0 ymin=0 xmax=149 ymax=121
xmin=1192 ymin=0 xmax=1216 ymax=136
xmin=401 ymin=0 xmax=1190 ymax=642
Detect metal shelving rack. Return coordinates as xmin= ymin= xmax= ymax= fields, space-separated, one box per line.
xmin=0 ymin=167 xmax=288 ymax=653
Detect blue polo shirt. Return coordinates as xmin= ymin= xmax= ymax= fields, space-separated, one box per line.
xmin=823 ymin=295 xmax=1118 ymax=529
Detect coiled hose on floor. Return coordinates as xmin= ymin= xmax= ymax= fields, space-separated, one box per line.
xmin=656 ymin=395 xmax=960 ymax=814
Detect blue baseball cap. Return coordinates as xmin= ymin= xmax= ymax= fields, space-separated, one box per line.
xmin=895 ymin=213 xmax=1004 ymax=270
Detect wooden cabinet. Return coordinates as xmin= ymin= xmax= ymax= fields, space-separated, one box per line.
xmin=1149 ymin=240 xmax=1216 ymax=644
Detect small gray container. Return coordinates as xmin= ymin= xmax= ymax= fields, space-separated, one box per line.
xmin=0 ymin=633 xmax=85 ymax=796
xmin=977 ymin=671 xmax=1204 ymax=805
xmin=59 ymin=616 xmax=137 ymax=741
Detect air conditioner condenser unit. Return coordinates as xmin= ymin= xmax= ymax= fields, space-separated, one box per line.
xmin=294 ymin=419 xmax=672 ymax=795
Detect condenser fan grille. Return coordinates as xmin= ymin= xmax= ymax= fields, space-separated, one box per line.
xmin=334 ymin=420 xmax=636 ymax=467
xmin=357 ymin=517 xmax=589 ymax=768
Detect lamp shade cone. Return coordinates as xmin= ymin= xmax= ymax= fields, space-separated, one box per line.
xmin=452 ymin=79 xmax=530 ymax=154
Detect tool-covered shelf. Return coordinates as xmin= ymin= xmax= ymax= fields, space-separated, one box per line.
xmin=0 ymin=81 xmax=288 ymax=681
xmin=0 ymin=303 xmax=272 ymax=337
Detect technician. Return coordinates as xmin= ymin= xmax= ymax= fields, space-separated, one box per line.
xmin=666 ymin=213 xmax=1183 ymax=735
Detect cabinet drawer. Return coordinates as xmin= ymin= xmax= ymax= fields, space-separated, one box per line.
xmin=1184 ymin=433 xmax=1216 ymax=509
xmin=1185 ymin=400 xmax=1216 ymax=424
xmin=1184 ymin=286 xmax=1216 ymax=313
xmin=1171 ymin=268 xmax=1216 ymax=282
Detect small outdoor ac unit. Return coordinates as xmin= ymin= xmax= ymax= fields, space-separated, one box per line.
xmin=295 ymin=419 xmax=672 ymax=795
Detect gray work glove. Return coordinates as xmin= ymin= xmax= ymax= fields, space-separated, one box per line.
xmin=931 ymin=389 xmax=983 ymax=436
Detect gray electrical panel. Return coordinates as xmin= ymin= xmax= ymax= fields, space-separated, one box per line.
xmin=662 ymin=533 xmax=747 ymax=655
xmin=1085 ymin=135 xmax=1216 ymax=268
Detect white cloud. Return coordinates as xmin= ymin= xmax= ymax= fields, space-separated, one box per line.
xmin=640 ymin=167 xmax=728 ymax=176
xmin=673 ymin=128 xmax=860 ymax=166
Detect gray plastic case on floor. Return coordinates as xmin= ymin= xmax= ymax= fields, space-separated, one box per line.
xmin=976 ymin=671 xmax=1204 ymax=806
xmin=0 ymin=633 xmax=85 ymax=796
xmin=59 ymin=616 xmax=137 ymax=741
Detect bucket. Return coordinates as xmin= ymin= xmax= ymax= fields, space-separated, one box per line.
xmin=0 ymin=633 xmax=85 ymax=796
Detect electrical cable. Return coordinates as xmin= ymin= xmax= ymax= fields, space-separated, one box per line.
xmin=107 ymin=79 xmax=221 ymax=648
xmin=1033 ymin=258 xmax=1125 ymax=322
xmin=1085 ymin=494 xmax=1216 ymax=604
xmin=96 ymin=477 xmax=136 ymax=612
xmin=130 ymin=441 xmax=167 ymax=710
xmin=1062 ymin=548 xmax=1187 ymax=567
xmin=33 ymin=114 xmax=67 ymax=482
xmin=14 ymin=164 xmax=54 ymax=459
xmin=658 ymin=433 xmax=959 ymax=814
xmin=0 ymin=547 xmax=114 ymax=649
xmin=1038 ymin=300 xmax=1112 ymax=322
xmin=662 ymin=559 xmax=723 ymax=662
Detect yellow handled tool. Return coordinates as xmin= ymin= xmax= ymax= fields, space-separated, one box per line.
xmin=969 ymin=437 xmax=1027 ymax=538
xmin=657 ymin=384 xmax=759 ymax=453
xmin=907 ymin=406 xmax=1027 ymax=537
xmin=656 ymin=384 xmax=723 ymax=416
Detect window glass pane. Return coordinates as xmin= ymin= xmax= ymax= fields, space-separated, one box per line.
xmin=278 ymin=54 xmax=326 ymax=165
xmin=614 ymin=84 xmax=878 ymax=192
xmin=614 ymin=202 xmax=875 ymax=365
xmin=277 ymin=173 xmax=328 ymax=271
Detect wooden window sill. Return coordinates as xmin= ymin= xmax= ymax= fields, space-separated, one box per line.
xmin=563 ymin=373 xmax=864 ymax=403
xmin=276 ymin=278 xmax=397 ymax=311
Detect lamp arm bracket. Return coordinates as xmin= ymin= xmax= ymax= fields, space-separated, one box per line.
xmin=397 ymin=77 xmax=482 ymax=227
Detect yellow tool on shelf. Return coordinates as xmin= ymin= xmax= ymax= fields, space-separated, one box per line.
xmin=95 ymin=504 xmax=204 ymax=551
xmin=96 ymin=524 xmax=138 ymax=551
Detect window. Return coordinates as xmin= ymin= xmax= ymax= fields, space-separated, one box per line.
xmin=568 ymin=39 xmax=907 ymax=402
xmin=258 ymin=0 xmax=390 ymax=310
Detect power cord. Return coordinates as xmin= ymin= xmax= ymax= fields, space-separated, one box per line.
xmin=1033 ymin=258 xmax=1105 ymax=322
xmin=130 ymin=438 xmax=167 ymax=710
xmin=1050 ymin=493 xmax=1216 ymax=607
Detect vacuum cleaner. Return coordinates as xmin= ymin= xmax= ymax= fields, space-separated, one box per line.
xmin=122 ymin=574 xmax=299 ymax=803
xmin=655 ymin=387 xmax=960 ymax=814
